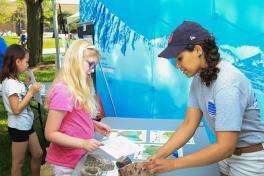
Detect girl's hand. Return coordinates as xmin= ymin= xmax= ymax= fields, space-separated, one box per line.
xmin=146 ymin=158 xmax=177 ymax=174
xmin=93 ymin=121 xmax=111 ymax=136
xmin=82 ymin=139 xmax=103 ymax=152
xmin=29 ymin=82 xmax=42 ymax=95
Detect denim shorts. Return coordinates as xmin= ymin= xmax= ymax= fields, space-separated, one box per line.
xmin=218 ymin=143 xmax=264 ymax=176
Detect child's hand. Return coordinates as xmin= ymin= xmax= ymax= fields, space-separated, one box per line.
xmin=29 ymin=83 xmax=42 ymax=95
xmin=93 ymin=121 xmax=112 ymax=137
xmin=82 ymin=139 xmax=103 ymax=152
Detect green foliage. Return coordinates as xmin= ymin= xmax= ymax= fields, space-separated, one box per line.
xmin=2 ymin=37 xmax=62 ymax=48
xmin=0 ymin=0 xmax=13 ymax=24
xmin=43 ymin=0 xmax=53 ymax=28
xmin=12 ymin=0 xmax=27 ymax=31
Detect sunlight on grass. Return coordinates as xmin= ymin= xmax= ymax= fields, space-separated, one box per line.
xmin=2 ymin=36 xmax=62 ymax=48
xmin=34 ymin=70 xmax=56 ymax=82
xmin=19 ymin=69 xmax=55 ymax=82
xmin=2 ymin=37 xmax=20 ymax=45
xmin=42 ymin=54 xmax=56 ymax=62
xmin=43 ymin=38 xmax=63 ymax=48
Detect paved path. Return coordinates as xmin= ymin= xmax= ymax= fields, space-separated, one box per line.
xmin=43 ymin=48 xmax=65 ymax=54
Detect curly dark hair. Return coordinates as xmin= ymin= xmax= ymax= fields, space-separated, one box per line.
xmin=185 ymin=36 xmax=220 ymax=87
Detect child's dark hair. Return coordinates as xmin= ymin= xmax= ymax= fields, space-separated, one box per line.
xmin=0 ymin=44 xmax=28 ymax=82
xmin=185 ymin=36 xmax=220 ymax=87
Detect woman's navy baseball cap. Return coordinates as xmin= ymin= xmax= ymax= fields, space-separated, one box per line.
xmin=158 ymin=21 xmax=211 ymax=59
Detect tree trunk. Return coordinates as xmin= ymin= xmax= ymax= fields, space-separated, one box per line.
xmin=25 ymin=0 xmax=43 ymax=67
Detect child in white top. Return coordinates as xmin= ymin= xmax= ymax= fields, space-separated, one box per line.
xmin=0 ymin=44 xmax=43 ymax=176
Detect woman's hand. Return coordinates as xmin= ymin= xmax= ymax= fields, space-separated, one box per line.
xmin=147 ymin=152 xmax=163 ymax=162
xmin=93 ymin=121 xmax=111 ymax=136
xmin=146 ymin=158 xmax=177 ymax=174
xmin=82 ymin=139 xmax=103 ymax=152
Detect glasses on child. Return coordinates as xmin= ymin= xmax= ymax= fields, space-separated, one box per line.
xmin=86 ymin=61 xmax=98 ymax=70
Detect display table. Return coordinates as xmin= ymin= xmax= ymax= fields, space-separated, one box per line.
xmin=73 ymin=117 xmax=219 ymax=176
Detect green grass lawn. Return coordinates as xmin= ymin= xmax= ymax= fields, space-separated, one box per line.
xmin=19 ymin=54 xmax=56 ymax=82
xmin=0 ymin=54 xmax=55 ymax=175
xmin=42 ymin=54 xmax=56 ymax=63
xmin=2 ymin=36 xmax=63 ymax=48
xmin=0 ymin=100 xmax=49 ymax=176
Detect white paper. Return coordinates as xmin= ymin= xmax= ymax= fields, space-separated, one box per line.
xmin=26 ymin=69 xmax=43 ymax=104
xmin=100 ymin=135 xmax=142 ymax=159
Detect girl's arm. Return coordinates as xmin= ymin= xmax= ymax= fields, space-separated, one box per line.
xmin=147 ymin=131 xmax=238 ymax=173
xmin=149 ymin=107 xmax=203 ymax=160
xmin=45 ymin=110 xmax=103 ymax=152
xmin=8 ymin=83 xmax=42 ymax=115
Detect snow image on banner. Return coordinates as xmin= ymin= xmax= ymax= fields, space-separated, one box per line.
xmin=80 ymin=0 xmax=264 ymax=129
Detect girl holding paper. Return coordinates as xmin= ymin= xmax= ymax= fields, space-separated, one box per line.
xmin=44 ymin=40 xmax=111 ymax=175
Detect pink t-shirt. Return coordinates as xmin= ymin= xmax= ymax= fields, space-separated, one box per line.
xmin=45 ymin=82 xmax=94 ymax=168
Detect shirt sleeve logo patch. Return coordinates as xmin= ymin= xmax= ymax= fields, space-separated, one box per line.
xmin=208 ymin=100 xmax=216 ymax=118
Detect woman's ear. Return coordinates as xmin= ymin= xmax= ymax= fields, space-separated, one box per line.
xmin=194 ymin=45 xmax=203 ymax=58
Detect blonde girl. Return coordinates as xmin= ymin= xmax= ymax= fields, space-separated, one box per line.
xmin=44 ymin=40 xmax=111 ymax=175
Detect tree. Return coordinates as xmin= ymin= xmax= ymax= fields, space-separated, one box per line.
xmin=0 ymin=0 xmax=13 ymax=24
xmin=13 ymin=0 xmax=27 ymax=34
xmin=43 ymin=0 xmax=53 ymax=30
xmin=25 ymin=0 xmax=44 ymax=67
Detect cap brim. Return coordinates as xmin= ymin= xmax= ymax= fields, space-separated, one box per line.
xmin=158 ymin=45 xmax=185 ymax=59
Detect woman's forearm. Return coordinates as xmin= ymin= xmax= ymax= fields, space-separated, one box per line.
xmin=172 ymin=131 xmax=238 ymax=170
xmin=172 ymin=143 xmax=233 ymax=169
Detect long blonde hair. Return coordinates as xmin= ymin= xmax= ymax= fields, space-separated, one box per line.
xmin=45 ymin=40 xmax=100 ymax=117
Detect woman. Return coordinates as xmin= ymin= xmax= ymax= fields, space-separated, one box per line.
xmin=146 ymin=21 xmax=264 ymax=176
